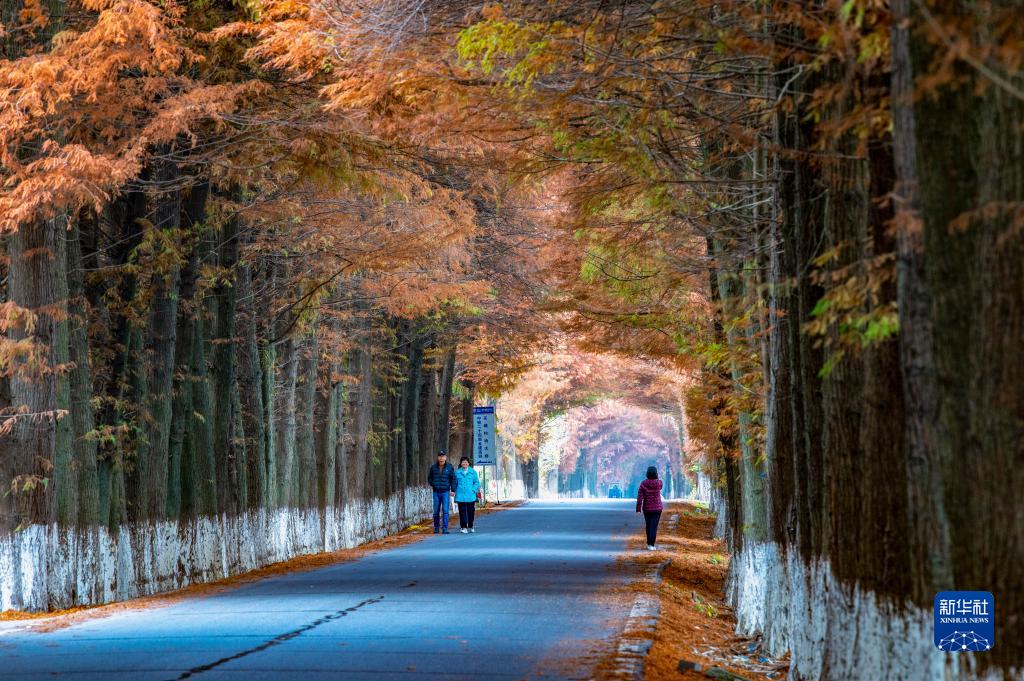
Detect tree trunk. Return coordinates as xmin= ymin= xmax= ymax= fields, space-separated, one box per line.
xmin=420 ymin=366 xmax=439 ymax=474
xmin=351 ymin=332 xmax=373 ymax=500
xmin=166 ymin=181 xmax=208 ymax=519
xmin=261 ymin=340 xmax=278 ymax=509
xmin=92 ymin=190 xmax=146 ymax=531
xmin=772 ymin=49 xmax=828 ymax=560
xmin=437 ymin=346 xmax=456 ymax=453
xmin=334 ymin=380 xmax=348 ymax=507
xmin=295 ymin=336 xmax=318 ymax=507
xmin=237 ymin=263 xmax=267 ymax=510
xmin=3 ymin=216 xmax=75 ymax=530
xmin=212 ymin=212 xmax=241 ymax=514
xmin=890 ymin=0 xmax=952 ymax=603
xmin=188 ymin=308 xmax=217 ymax=517
xmin=131 ymin=160 xmax=182 ymax=521
xmin=404 ymin=330 xmax=424 ymax=490
xmin=316 ymin=362 xmax=340 ymax=510
xmin=67 ymin=217 xmax=99 ymax=526
xmin=275 ymin=336 xmax=299 ymax=508
xmin=893 ymin=1 xmax=1024 ymax=668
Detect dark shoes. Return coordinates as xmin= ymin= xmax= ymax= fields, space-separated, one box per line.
xmin=433 ymin=528 xmax=439 ymax=534
xmin=441 ymin=529 xmax=450 ymax=534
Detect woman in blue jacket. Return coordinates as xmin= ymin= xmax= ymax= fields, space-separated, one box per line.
xmin=454 ymin=457 xmax=481 ymax=533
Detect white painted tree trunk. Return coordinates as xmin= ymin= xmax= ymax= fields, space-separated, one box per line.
xmin=0 ymin=488 xmax=431 ymax=612
xmin=725 ymin=542 xmax=1018 ymax=680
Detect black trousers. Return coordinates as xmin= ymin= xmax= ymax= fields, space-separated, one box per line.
xmin=643 ymin=510 xmax=662 ymax=546
xmin=457 ymin=501 xmax=476 ymax=528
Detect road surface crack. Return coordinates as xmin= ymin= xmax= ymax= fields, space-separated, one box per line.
xmin=168 ymin=595 xmax=384 ymax=680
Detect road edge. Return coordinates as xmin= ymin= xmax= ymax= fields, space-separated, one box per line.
xmin=605 ymin=554 xmax=673 ymax=680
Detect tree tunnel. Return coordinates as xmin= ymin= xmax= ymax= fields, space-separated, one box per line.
xmin=489 ymin=348 xmax=697 ymax=501
xmin=550 ymin=401 xmax=689 ymax=500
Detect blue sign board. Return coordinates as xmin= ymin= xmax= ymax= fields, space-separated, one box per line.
xmin=472 ymin=406 xmax=496 ymax=466
xmin=934 ymin=591 xmax=994 ymax=652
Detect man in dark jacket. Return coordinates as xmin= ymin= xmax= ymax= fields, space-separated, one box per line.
xmin=427 ymin=451 xmax=457 ymax=534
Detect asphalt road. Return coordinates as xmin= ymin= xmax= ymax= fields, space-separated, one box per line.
xmin=0 ymin=500 xmax=637 ymax=680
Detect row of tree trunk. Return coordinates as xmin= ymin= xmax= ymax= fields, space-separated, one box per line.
xmin=707 ymin=2 xmax=1022 ymax=673
xmin=0 ymin=171 xmax=461 ymax=537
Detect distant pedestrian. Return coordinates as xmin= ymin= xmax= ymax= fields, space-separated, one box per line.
xmin=636 ymin=466 xmax=664 ymax=550
xmin=428 ymin=450 xmax=456 ymax=534
xmin=454 ymin=456 xmax=481 ymax=534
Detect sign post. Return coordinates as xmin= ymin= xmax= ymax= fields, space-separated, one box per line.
xmin=472 ymin=406 xmax=496 ymax=506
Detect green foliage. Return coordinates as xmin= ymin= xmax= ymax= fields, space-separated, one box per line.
xmin=452 ymin=380 xmax=473 ymax=400
xmin=127 ymin=223 xmax=189 ymax=287
xmin=367 ymin=430 xmax=392 ymax=462
xmin=457 ymin=19 xmax=562 ymax=88
xmin=444 ymin=297 xmax=485 ymax=317
xmin=805 ymin=248 xmax=900 ymax=377
xmin=692 ymin=593 xmax=719 ymax=618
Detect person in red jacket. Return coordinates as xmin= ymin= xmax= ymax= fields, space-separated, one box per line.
xmin=636 ymin=466 xmax=664 ymax=550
